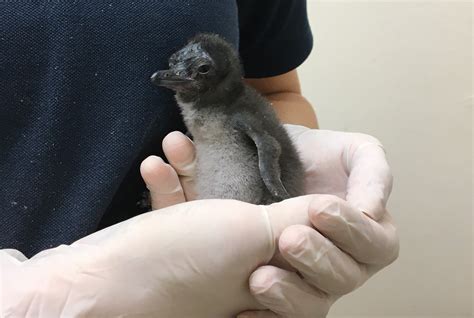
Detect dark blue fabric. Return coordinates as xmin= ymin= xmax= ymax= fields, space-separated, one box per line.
xmin=237 ymin=0 xmax=313 ymax=78
xmin=0 ymin=0 xmax=312 ymax=257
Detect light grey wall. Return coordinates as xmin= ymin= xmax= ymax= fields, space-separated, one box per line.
xmin=299 ymin=1 xmax=473 ymax=317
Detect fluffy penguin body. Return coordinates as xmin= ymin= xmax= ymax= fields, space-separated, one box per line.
xmin=151 ymin=34 xmax=304 ymax=204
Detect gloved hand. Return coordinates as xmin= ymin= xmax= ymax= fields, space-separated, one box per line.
xmin=141 ymin=125 xmax=399 ymax=317
xmin=1 ymin=196 xmax=320 ymax=318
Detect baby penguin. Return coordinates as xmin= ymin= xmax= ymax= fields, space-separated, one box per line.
xmin=151 ymin=33 xmax=304 ymax=204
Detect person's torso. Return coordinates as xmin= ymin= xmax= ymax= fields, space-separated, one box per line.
xmin=0 ymin=0 xmax=239 ymax=256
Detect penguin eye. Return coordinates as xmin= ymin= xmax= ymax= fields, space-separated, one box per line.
xmin=197 ymin=64 xmax=211 ymax=75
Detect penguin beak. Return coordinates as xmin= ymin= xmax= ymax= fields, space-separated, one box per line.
xmin=150 ymin=70 xmax=194 ymax=89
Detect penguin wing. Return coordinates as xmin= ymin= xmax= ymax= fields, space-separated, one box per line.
xmin=231 ymin=115 xmax=290 ymax=200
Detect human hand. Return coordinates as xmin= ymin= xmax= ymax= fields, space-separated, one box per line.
xmin=2 ymin=196 xmax=321 ymax=317
xmin=140 ymin=131 xmax=198 ymax=210
xmin=142 ymin=126 xmax=399 ymax=317
xmin=239 ymin=125 xmax=399 ymax=317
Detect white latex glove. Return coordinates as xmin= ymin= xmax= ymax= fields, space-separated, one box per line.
xmin=1 ymin=196 xmax=320 ymax=318
xmin=141 ymin=125 xmax=399 ymax=317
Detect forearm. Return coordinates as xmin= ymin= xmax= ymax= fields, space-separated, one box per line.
xmin=1 ymin=201 xmax=277 ymax=317
xmin=245 ymin=70 xmax=319 ymax=129
xmin=265 ymin=92 xmax=318 ymax=128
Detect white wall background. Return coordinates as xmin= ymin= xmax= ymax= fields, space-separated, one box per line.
xmin=299 ymin=1 xmax=473 ymax=317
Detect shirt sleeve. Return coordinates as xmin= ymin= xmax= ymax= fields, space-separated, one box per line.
xmin=237 ymin=0 xmax=313 ymax=78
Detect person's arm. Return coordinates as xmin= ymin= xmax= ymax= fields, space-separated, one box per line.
xmin=1 ymin=197 xmax=317 ymax=317
xmin=245 ymin=69 xmax=318 ymax=129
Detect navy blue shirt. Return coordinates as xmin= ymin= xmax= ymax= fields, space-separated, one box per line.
xmin=0 ymin=0 xmax=313 ymax=257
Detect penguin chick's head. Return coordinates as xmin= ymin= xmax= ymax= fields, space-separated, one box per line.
xmin=151 ymin=33 xmax=242 ymax=97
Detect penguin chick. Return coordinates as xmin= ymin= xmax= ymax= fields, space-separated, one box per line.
xmin=151 ymin=33 xmax=305 ymax=204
